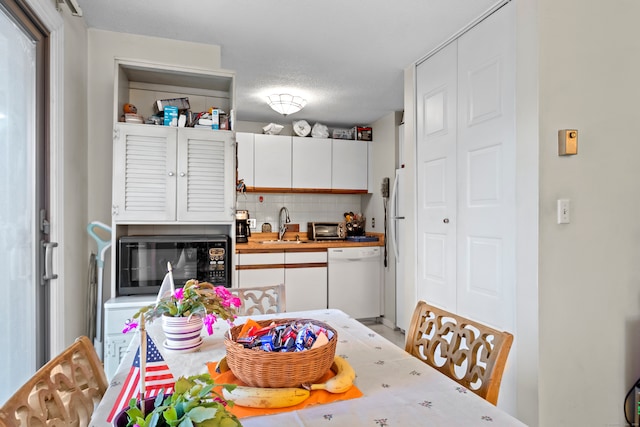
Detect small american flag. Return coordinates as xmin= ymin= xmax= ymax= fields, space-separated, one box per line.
xmin=106 ymin=334 xmax=175 ymax=422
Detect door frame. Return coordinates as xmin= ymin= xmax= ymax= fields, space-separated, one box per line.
xmin=24 ymin=0 xmax=65 ymax=357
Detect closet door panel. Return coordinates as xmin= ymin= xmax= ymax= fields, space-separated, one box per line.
xmin=415 ymin=42 xmax=458 ymax=310
xmin=456 ymin=3 xmax=516 ymax=331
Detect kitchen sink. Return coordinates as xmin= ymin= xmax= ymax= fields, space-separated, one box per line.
xmin=259 ymin=240 xmax=307 ymax=244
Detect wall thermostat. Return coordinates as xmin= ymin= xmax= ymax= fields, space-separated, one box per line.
xmin=558 ymin=129 xmax=578 ymax=156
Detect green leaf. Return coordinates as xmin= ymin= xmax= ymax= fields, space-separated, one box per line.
xmin=219 ymin=417 xmax=241 ymax=427
xmin=221 ymin=384 xmax=237 ymax=393
xmin=198 ymin=384 xmax=214 ymax=397
xmin=196 ymin=419 xmax=221 ymax=427
xmin=154 ymin=391 xmax=166 ymax=407
xmin=187 ymin=407 xmax=218 ymax=423
xmin=147 ymin=411 xmax=161 ymax=427
xmin=163 ymin=405 xmax=178 ymax=422
xmin=177 ymin=416 xmax=195 ymax=427
xmin=175 ymin=377 xmax=192 ymax=394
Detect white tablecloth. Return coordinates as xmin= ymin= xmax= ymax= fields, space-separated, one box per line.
xmin=90 ymin=309 xmax=526 ymax=426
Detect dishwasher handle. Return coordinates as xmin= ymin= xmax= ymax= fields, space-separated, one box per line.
xmin=328 ymin=247 xmax=381 ymax=260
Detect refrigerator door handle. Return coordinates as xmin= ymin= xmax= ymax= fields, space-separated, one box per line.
xmin=390 ymin=169 xmax=401 ymax=261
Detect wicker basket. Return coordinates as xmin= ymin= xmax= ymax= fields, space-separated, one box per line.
xmin=224 ymin=318 xmax=337 ymax=388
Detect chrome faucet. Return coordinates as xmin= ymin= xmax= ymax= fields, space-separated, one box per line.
xmin=278 ymin=206 xmax=290 ymax=240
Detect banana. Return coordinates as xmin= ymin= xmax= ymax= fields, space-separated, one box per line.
xmin=222 ymin=386 xmax=311 ymax=408
xmin=215 ymin=356 xmax=230 ymax=374
xmin=303 ymin=356 xmax=356 ymax=393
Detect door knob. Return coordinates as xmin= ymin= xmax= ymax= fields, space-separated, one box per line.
xmin=443 ymin=218 xmax=449 ymax=223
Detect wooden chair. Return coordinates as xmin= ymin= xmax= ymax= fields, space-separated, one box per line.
xmin=0 ymin=336 xmax=108 ymax=427
xmin=232 ymin=284 xmax=286 ymax=316
xmin=404 ymin=301 xmax=513 ymax=405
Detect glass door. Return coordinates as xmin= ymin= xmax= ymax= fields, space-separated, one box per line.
xmin=0 ymin=0 xmax=50 ymax=404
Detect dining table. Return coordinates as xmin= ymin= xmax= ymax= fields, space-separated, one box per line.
xmin=90 ymin=308 xmax=527 ymax=426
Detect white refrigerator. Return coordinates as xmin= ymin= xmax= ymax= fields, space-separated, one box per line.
xmin=390 ymin=167 xmax=408 ymax=332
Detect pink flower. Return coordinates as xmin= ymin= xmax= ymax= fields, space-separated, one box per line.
xmin=173 ymin=288 xmax=184 ymax=300
xmin=229 ymin=296 xmax=242 ymax=308
xmin=214 ymin=286 xmax=232 ymax=299
xmin=122 ymin=319 xmax=138 ymax=334
xmin=213 ymin=396 xmax=228 ymax=406
xmin=204 ymin=313 xmax=217 ymax=335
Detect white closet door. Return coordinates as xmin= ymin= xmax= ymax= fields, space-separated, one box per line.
xmin=415 ymin=3 xmax=516 ymax=412
xmin=416 ymin=42 xmax=458 ymax=311
xmin=456 ymin=3 xmax=516 ymax=332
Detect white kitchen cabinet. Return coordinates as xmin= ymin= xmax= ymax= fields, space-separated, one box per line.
xmin=237 ymin=252 xmax=285 ymax=287
xmin=112 ymin=124 xmax=235 ymax=223
xmin=104 ymin=295 xmax=156 ymax=380
xmin=235 ymin=132 xmax=371 ymax=193
xmin=332 ymin=139 xmax=368 ymax=191
xmin=253 ymin=134 xmax=292 ymax=189
xmin=236 ymin=132 xmax=254 ymax=188
xmin=284 ymin=251 xmax=328 ymax=311
xmin=292 ymin=137 xmax=332 ymax=190
xmin=112 ymin=59 xmax=236 ymax=224
xmin=236 ymin=250 xmax=328 ymax=312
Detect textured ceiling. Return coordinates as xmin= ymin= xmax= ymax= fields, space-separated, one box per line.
xmin=76 ymin=0 xmax=500 ymax=128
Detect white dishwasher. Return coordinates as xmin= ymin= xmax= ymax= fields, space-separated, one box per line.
xmin=328 ymin=246 xmax=382 ymax=319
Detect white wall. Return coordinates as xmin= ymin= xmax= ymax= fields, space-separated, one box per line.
xmin=61 ymin=5 xmax=89 ymax=348
xmin=401 ymin=65 xmax=418 ymax=337
xmin=537 ymin=0 xmax=640 ymax=425
xmin=514 ymin=0 xmax=539 ymax=425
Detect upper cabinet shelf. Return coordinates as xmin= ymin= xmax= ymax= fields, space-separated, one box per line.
xmin=113 ymin=58 xmax=236 ymax=128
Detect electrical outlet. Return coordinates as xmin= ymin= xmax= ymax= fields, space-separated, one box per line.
xmin=248 ymin=218 xmax=257 ymax=229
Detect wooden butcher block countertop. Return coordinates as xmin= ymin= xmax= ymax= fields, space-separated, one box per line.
xmin=235 ymin=232 xmax=385 ymax=253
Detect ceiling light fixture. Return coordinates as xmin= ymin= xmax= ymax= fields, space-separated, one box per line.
xmin=267 ymin=94 xmax=307 ymax=116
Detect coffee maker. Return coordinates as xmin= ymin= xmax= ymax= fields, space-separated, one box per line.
xmin=235 ymin=210 xmax=251 ymax=243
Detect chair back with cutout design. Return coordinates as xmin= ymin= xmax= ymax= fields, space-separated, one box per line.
xmin=232 ymin=284 xmax=286 ymax=316
xmin=0 ymin=336 xmax=108 ymax=427
xmin=405 ymin=301 xmax=513 ymax=405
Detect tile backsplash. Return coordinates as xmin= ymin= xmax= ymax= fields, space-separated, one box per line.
xmin=236 ymin=193 xmax=363 ymax=233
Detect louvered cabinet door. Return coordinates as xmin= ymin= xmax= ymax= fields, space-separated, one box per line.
xmin=112 ymin=124 xmax=177 ymax=222
xmin=176 ymin=128 xmax=234 ymax=222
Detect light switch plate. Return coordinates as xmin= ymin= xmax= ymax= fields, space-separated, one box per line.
xmin=557 ymin=199 xmax=570 ymax=224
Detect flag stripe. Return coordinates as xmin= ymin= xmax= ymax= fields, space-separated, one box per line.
xmin=106 ymin=335 xmax=175 ymax=422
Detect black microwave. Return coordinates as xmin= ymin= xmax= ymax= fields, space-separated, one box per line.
xmin=117 ymin=234 xmax=231 ymax=296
